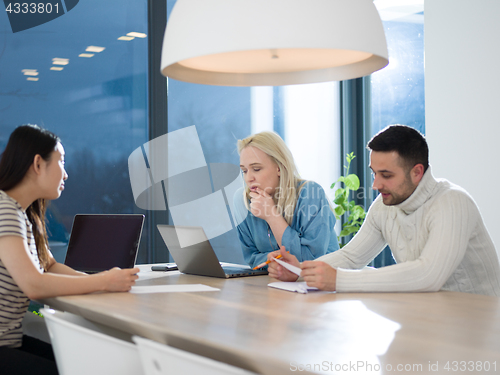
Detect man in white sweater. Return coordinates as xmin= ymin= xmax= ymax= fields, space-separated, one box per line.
xmin=268 ymin=125 xmax=500 ymax=296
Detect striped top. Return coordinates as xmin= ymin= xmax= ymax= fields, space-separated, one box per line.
xmin=0 ymin=190 xmax=42 ymax=348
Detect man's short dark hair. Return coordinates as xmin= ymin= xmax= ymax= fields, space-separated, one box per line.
xmin=367 ymin=125 xmax=429 ymax=172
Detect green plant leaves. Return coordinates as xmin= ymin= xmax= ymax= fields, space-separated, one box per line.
xmin=349 ymin=205 xmax=365 ymax=221
xmin=334 ymin=187 xmax=346 ymax=203
xmin=331 ymin=153 xmax=367 ymax=245
xmin=334 ymin=206 xmax=345 ymax=218
xmin=344 ymin=174 xmax=360 ymax=190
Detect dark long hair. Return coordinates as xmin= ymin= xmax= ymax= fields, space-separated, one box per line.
xmin=0 ymin=125 xmax=61 ymax=271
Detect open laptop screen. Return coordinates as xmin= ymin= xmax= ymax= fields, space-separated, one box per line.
xmin=64 ymin=214 xmax=144 ymax=273
xmin=157 ymin=225 xmax=267 ymax=278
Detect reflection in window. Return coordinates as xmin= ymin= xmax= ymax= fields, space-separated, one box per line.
xmin=166 ymin=1 xmax=341 ymax=264
xmin=251 ymin=85 xmax=341 ymax=196
xmin=371 ymin=11 xmax=425 ymax=135
xmin=370 ymin=4 xmax=425 ymax=267
xmin=0 ymin=1 xmax=149 ymax=262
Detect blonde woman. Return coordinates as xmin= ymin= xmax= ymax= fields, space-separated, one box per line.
xmin=233 ymin=131 xmax=339 ymax=269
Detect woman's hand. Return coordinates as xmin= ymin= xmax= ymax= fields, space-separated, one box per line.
xmin=249 ymin=187 xmax=278 ymax=221
xmin=267 ymin=247 xmax=300 ymax=282
xmin=102 ymin=267 xmax=140 ymax=292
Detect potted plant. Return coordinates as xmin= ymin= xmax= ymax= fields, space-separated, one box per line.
xmin=331 ymin=152 xmax=366 ymax=247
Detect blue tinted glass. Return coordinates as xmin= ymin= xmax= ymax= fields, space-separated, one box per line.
xmin=166 ymin=0 xmax=251 ymax=265
xmin=369 ymin=10 xmax=425 ymax=267
xmin=371 ymin=16 xmax=425 ymax=135
xmin=165 ymin=1 xmax=340 ymax=265
xmin=0 ymin=1 xmax=149 ymax=262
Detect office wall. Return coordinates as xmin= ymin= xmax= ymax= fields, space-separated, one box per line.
xmin=425 ymin=0 xmax=500 ymax=255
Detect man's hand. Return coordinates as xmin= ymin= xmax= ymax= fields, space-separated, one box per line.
xmin=267 ymin=247 xmax=299 ymax=282
xmin=301 ymin=261 xmax=337 ymax=291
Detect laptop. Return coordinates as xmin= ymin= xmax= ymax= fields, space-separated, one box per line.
xmin=157 ymin=225 xmax=268 ymax=278
xmin=64 ymin=214 xmax=145 ymax=274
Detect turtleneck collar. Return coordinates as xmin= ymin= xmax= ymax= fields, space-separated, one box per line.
xmin=395 ymin=166 xmax=438 ymax=215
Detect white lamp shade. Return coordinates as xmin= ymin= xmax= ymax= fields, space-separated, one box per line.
xmin=161 ymin=0 xmax=389 ymax=86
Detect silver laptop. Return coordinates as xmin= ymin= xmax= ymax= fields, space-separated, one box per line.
xmin=64 ymin=214 xmax=145 ymax=273
xmin=157 ymin=225 xmax=267 ymax=278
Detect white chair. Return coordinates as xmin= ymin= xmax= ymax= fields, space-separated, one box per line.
xmin=22 ymin=309 xmax=51 ymax=343
xmin=133 ymin=336 xmax=257 ymax=375
xmin=40 ymin=308 xmax=143 ymax=375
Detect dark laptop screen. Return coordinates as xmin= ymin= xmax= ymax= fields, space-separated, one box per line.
xmin=64 ymin=214 xmax=144 ymax=273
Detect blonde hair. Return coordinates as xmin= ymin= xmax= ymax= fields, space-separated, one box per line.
xmin=237 ymin=131 xmax=305 ymax=225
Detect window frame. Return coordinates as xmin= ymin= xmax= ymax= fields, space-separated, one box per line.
xmin=147 ymin=0 xmax=169 ymax=263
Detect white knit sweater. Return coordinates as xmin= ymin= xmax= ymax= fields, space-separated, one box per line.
xmin=319 ymin=167 xmax=500 ymax=296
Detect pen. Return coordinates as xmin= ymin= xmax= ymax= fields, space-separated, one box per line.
xmin=253 ymin=254 xmax=283 ymax=270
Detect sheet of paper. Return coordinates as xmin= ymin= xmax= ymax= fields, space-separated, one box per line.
xmin=272 ymin=257 xmax=302 ymax=276
xmin=130 ymin=284 xmax=219 ymax=294
xmin=268 ymin=281 xmax=318 ymax=294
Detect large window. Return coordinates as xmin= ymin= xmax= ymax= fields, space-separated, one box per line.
xmin=166 ymin=1 xmax=341 ymax=264
xmin=372 ymin=3 xmax=425 ymax=135
xmin=0 ymin=1 xmax=150 ymax=262
xmin=369 ymin=2 xmax=425 ymax=266
xmin=0 ymin=1 xmax=423 ymax=267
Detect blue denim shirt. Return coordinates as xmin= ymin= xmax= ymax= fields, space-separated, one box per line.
xmin=233 ymin=181 xmax=339 ymax=268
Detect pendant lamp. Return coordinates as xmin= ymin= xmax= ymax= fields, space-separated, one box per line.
xmin=161 ymin=0 xmax=388 ymax=86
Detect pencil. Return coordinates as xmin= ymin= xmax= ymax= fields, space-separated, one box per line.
xmin=253 ymin=254 xmax=283 ymax=270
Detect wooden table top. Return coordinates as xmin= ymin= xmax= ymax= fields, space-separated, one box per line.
xmin=41 ymin=269 xmax=500 ymax=375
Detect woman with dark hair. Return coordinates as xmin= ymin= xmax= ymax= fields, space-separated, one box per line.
xmin=0 ymin=125 xmax=139 ymax=374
